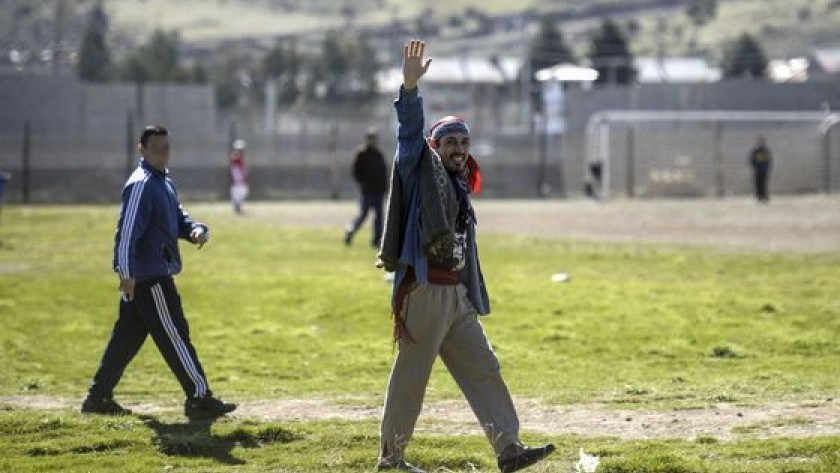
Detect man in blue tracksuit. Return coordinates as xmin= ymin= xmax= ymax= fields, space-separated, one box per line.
xmin=81 ymin=125 xmax=236 ymax=419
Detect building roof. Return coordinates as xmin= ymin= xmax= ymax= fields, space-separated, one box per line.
xmin=534 ymin=63 xmax=598 ymax=82
xmin=634 ymin=57 xmax=721 ymax=83
xmin=768 ymin=57 xmax=809 ymax=82
xmin=376 ymin=56 xmax=522 ymax=92
xmin=811 ymin=46 xmax=840 ymax=74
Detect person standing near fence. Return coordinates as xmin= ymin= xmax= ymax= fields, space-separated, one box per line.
xmin=748 ymin=134 xmax=772 ymax=203
xmin=81 ymin=125 xmax=236 ymax=419
xmin=0 ymin=171 xmax=9 ymax=222
xmin=229 ymin=139 xmax=249 ymax=214
xmin=344 ymin=129 xmax=388 ymax=248
xmin=375 ymin=40 xmax=555 ymax=473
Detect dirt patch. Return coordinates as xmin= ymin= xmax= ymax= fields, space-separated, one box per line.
xmin=3 ymin=395 xmax=837 ymax=440
xmin=200 ymin=195 xmax=840 ymax=253
xmin=0 ymin=262 xmax=32 ymax=274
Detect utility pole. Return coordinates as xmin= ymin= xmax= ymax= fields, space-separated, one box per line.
xmin=655 ymin=15 xmax=668 ymax=82
xmin=519 ymin=14 xmax=532 ymax=132
xmin=53 ymin=0 xmax=67 ymax=75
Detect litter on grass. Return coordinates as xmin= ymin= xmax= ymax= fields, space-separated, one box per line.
xmin=551 ymin=272 xmax=570 ymax=283
xmin=574 ymin=448 xmax=600 ymax=473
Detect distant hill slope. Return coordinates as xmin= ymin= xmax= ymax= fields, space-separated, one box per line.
xmin=2 ymin=0 xmax=839 ymax=70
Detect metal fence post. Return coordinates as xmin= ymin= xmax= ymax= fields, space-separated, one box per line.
xmin=228 ymin=122 xmax=237 ymax=152
xmin=22 ymin=121 xmax=30 ymax=204
xmin=827 ymin=129 xmax=834 ymax=194
xmin=126 ymin=110 xmax=135 ymax=176
xmin=626 ymin=125 xmax=635 ymax=198
xmin=713 ymin=121 xmax=724 ymax=197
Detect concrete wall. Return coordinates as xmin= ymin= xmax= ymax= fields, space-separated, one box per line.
xmin=0 ymin=74 xmax=215 ymax=136
xmin=559 ymin=80 xmax=840 ymax=197
xmin=563 ymin=81 xmax=840 ymax=132
xmin=0 ymin=131 xmax=554 ymax=203
xmin=1 ymin=74 xmax=839 ymax=202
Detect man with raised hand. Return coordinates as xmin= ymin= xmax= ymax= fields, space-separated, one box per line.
xmin=375 ymin=40 xmax=555 ymax=473
xmin=81 ymin=125 xmax=236 ymax=420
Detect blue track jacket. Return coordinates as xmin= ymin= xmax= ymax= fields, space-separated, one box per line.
xmin=113 ymin=159 xmax=207 ymax=281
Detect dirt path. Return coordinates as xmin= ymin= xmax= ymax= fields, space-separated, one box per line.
xmin=199 ymin=195 xmax=840 ymax=253
xmin=3 ymin=395 xmax=837 ymax=440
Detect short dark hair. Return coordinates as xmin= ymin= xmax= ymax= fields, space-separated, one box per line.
xmin=139 ymin=125 xmax=169 ymax=148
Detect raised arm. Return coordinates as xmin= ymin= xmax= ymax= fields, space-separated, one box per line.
xmin=395 ymin=40 xmax=432 ymax=173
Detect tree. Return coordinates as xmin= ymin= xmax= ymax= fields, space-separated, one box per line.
xmin=308 ymin=32 xmax=379 ymax=103
xmin=526 ymin=18 xmax=577 ymax=110
xmin=188 ymin=62 xmax=208 ymax=83
xmin=720 ymin=33 xmax=768 ymax=79
xmin=76 ymin=2 xmax=111 ymax=81
xmin=340 ymin=4 xmax=357 ymax=28
xmin=686 ymin=0 xmax=717 ymax=27
xmin=315 ymin=31 xmax=349 ymax=99
xmin=347 ymin=35 xmax=379 ymax=99
xmin=464 ymin=6 xmax=491 ymax=34
xmin=116 ymin=29 xmax=198 ymax=83
xmin=415 ymin=8 xmax=439 ymax=37
xmin=215 ymin=54 xmax=244 ymax=110
xmin=686 ymin=0 xmax=717 ymax=52
xmin=260 ymin=39 xmax=301 ymax=105
xmin=528 ymin=17 xmax=576 ymax=74
xmin=589 ymin=18 xmax=636 ymax=85
xmin=119 ymin=54 xmax=149 ymax=83
xmin=143 ymin=30 xmax=179 ymax=80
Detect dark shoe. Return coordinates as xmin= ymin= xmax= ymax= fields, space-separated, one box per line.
xmin=344 ymin=230 xmax=353 ymax=246
xmin=81 ymin=396 xmax=132 ymax=415
xmin=377 ymin=460 xmax=426 ymax=473
xmin=498 ymin=444 xmax=555 ymax=473
xmin=184 ymin=393 xmax=237 ymax=419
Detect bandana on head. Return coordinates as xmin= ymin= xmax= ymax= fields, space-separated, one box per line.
xmin=430 ymin=116 xmax=470 ymax=143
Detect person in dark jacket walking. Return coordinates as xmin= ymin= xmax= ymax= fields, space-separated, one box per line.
xmin=81 ymin=125 xmax=236 ymax=419
xmin=748 ymin=134 xmax=772 ymax=203
xmin=345 ymin=130 xmax=388 ymax=247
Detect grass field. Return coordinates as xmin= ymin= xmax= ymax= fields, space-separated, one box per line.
xmin=0 ymin=202 xmax=838 ymax=472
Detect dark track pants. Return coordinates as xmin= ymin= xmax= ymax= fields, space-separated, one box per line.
xmin=88 ymin=276 xmax=209 ymax=399
xmin=348 ymin=193 xmax=384 ymax=246
xmin=754 ymin=167 xmax=770 ymax=202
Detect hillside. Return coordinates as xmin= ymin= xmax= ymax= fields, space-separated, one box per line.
xmin=2 ymin=0 xmax=840 ymax=71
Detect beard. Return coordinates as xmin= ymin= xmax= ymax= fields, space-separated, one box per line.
xmin=442 ymin=153 xmax=467 ymax=173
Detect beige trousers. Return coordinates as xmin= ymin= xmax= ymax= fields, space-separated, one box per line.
xmin=379 ymin=283 xmax=520 ymax=463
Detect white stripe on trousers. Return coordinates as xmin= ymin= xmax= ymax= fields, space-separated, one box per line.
xmin=150 ymin=283 xmax=208 ymax=398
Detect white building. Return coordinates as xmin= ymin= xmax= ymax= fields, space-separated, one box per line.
xmin=634 ymin=57 xmax=722 ymax=83
xmin=376 ymin=56 xmax=525 ymax=133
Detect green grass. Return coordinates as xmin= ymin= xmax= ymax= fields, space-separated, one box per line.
xmin=0 ymin=410 xmax=838 ymax=473
xmin=0 ymin=204 xmax=838 ymax=472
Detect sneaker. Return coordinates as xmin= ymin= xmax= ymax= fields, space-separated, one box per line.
xmin=184 ymin=393 xmax=237 ymax=419
xmin=344 ymin=230 xmax=353 ymax=246
xmin=376 ymin=459 xmax=426 ymax=473
xmin=498 ymin=443 xmax=555 ymax=473
xmin=81 ymin=396 xmax=132 ymax=415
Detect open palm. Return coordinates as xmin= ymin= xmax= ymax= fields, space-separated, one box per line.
xmin=402 ymin=40 xmax=432 ymax=90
